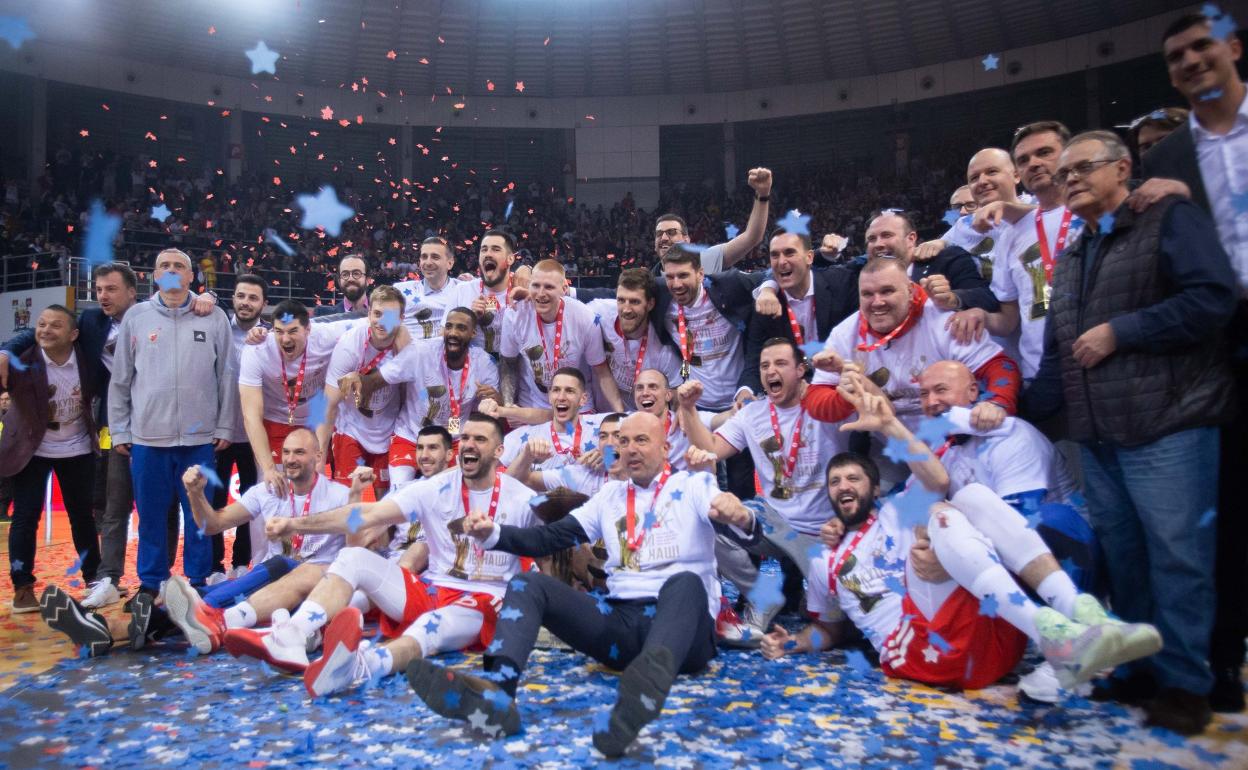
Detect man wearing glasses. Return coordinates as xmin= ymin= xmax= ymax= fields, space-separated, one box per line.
xmin=1022 ymin=130 xmax=1237 ymax=736
xmin=314 ymin=255 xmax=370 ymax=317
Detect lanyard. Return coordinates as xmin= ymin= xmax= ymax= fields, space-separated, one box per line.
xmin=856 ymin=284 xmax=928 ymax=353
xmin=288 ymin=474 xmax=319 ymax=553
xmin=462 ymin=470 xmax=502 ymax=557
xmin=827 ymin=514 xmax=876 ymax=594
xmin=625 ymin=464 xmax=672 ymax=551
xmin=281 ymin=346 xmax=308 ymax=425
xmin=550 ymin=418 xmax=583 ymax=458
xmin=535 ymin=300 xmax=565 ymax=375
xmin=615 ymin=318 xmax=649 ymax=384
xmin=769 ymin=402 xmax=805 ymax=489
xmin=785 ymin=288 xmax=815 ymax=345
xmin=1035 ymin=208 xmax=1073 ymax=285
xmin=443 ymin=348 xmax=471 ymax=424
xmin=357 ymin=334 xmax=391 ymax=375
xmin=675 ymin=288 xmax=707 ymax=375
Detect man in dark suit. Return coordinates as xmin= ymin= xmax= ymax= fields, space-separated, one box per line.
xmin=0 ymin=306 xmax=102 ymax=613
xmin=313 ymin=254 xmax=370 ymax=317
xmin=1134 ymin=11 xmax=1248 ymax=715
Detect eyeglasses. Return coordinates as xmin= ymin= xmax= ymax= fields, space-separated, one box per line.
xmin=654 ymin=227 xmax=682 ymax=239
xmin=339 ymin=270 xmax=366 ymax=279
xmin=1053 ymin=158 xmax=1118 ymax=186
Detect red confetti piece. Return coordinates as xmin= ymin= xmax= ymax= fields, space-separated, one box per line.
xmin=453 ymin=102 xmax=465 ymax=110
xmin=78 ymin=129 xmax=89 ymax=137
xmin=486 ymin=80 xmax=495 ymax=91
xmin=144 ymin=131 xmax=157 ymax=141
xmin=272 ymin=176 xmax=281 ymax=185
xmin=386 ymin=50 xmax=397 ymax=60
xmin=418 ymin=57 xmax=429 ymax=65
xmin=584 ymin=114 xmax=596 ymax=120
xmin=338 ymin=119 xmax=350 ymax=127
xmin=207 ymin=26 xmax=216 ymax=35
xmin=437 ymin=35 xmax=445 ymax=44
xmin=320 ymin=106 xmax=334 ymax=120
xmin=101 ymin=103 xmax=110 ymax=110
xmin=515 ymin=81 xmax=525 ymax=92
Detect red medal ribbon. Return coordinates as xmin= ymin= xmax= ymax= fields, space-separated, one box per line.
xmin=443 ymin=348 xmax=471 ymax=425
xmin=615 ymin=318 xmax=649 ymax=384
xmin=357 ymin=334 xmax=391 ymax=375
xmin=535 ymin=299 xmax=565 ymax=379
xmin=1035 ymin=207 xmax=1073 ymax=285
xmin=625 ymin=463 xmax=672 ymax=551
xmin=856 ymin=284 xmax=929 ymax=353
xmin=288 ymin=474 xmax=319 ymax=553
xmin=784 ymin=287 xmax=815 ymax=345
xmin=827 ymin=514 xmax=876 ymax=594
xmin=462 ymin=470 xmax=502 ymax=558
xmin=675 ymin=289 xmax=707 ymax=369
xmin=282 ymin=346 xmax=309 ymax=423
xmin=768 ymin=401 xmax=805 ymax=492
xmin=550 ymin=417 xmax=583 ymax=458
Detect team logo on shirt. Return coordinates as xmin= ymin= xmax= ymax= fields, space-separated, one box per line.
xmin=1019 ymin=242 xmax=1050 ymax=319
xmin=421 ymin=385 xmax=447 ymax=426
xmin=149 ymin=330 xmax=159 ymax=343
xmin=414 ymin=307 xmax=435 ymax=338
xmin=194 ymin=330 xmax=206 ymax=342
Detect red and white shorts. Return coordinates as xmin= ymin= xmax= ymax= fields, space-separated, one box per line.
xmin=879 ymin=587 xmax=1027 ymax=690
xmin=331 ymin=433 xmax=391 ymax=488
xmin=262 ymin=419 xmax=297 ymax=466
xmin=378 ymin=566 xmax=502 ymax=652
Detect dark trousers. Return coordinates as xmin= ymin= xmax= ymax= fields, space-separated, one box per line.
xmin=1212 ymin=303 xmax=1248 ymax=674
xmin=91 ymin=448 xmax=134 ymax=584
xmin=0 ymin=474 xmax=14 ymax=517
xmin=210 ymin=442 xmax=257 ymax=571
xmin=8 ymin=454 xmax=100 ymax=588
xmin=487 ymin=571 xmax=717 ymax=680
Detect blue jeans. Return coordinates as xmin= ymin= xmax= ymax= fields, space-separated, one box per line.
xmin=130 ymin=444 xmax=216 ymax=591
xmin=1080 ymin=426 xmax=1218 ymax=695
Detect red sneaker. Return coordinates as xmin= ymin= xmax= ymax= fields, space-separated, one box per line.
xmin=715 ymin=597 xmax=763 ymax=649
xmin=223 ymin=625 xmax=309 ymax=673
xmin=163 ymin=575 xmax=227 ymax=655
xmin=304 ymin=607 xmax=365 ymax=697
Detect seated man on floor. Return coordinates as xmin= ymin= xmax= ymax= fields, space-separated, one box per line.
xmin=224 ymin=413 xmax=537 ymax=699
xmin=759 ymin=379 xmax=1160 ymax=698
xmin=406 ymin=411 xmax=761 ymax=758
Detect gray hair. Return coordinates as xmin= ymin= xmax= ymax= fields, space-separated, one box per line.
xmin=155 ymin=248 xmax=193 ymax=271
xmin=1066 ymin=130 xmax=1131 ymax=162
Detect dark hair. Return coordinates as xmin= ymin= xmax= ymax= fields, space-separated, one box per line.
xmin=338 ymin=254 xmax=369 ymax=274
xmin=867 ymin=209 xmax=918 ymax=237
xmin=92 ymin=262 xmax=137 ymax=290
xmin=552 ymin=366 xmax=587 ymax=389
xmin=1126 ymin=107 xmax=1189 ymax=152
xmin=1011 ymin=120 xmax=1072 ymax=154
xmin=271 ymin=299 xmax=310 ymax=327
xmin=417 ymin=424 xmax=454 ymax=449
xmin=42 ymin=304 xmax=77 ymax=330
xmin=761 ymin=336 xmax=806 ymax=365
xmin=482 ymin=228 xmax=517 ymax=253
xmin=421 ymin=236 xmax=454 ymax=259
xmin=825 ymin=452 xmax=880 ymax=490
xmin=599 ymin=412 xmax=628 ymax=427
xmin=655 ymin=214 xmax=688 ymax=234
xmin=660 ymin=243 xmax=702 ymax=270
xmin=617 ymin=267 xmax=656 ymax=302
xmin=445 ymin=306 xmax=477 ymax=328
xmin=1162 ymin=12 xmax=1213 ymax=44
xmin=770 ymin=229 xmax=813 ymax=252
xmin=465 ymin=411 xmax=507 ymax=441
xmin=234 ymin=273 xmax=267 ymax=299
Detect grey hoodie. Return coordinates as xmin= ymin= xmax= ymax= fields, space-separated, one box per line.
xmin=109 ymin=294 xmax=238 ymax=447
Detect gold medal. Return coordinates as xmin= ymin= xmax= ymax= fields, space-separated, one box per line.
xmin=680 ymin=360 xmax=690 ymax=379
xmin=287 ymin=412 xmax=295 ymax=425
xmin=447 ymin=416 xmax=461 ymax=433
xmin=771 ymin=485 xmax=793 ymax=500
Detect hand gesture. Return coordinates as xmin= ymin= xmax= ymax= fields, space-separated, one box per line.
xmin=578 ymin=447 xmax=605 ymax=472
xmin=1127 ymin=178 xmax=1191 ymax=213
xmin=263 ymin=466 xmax=289 ymax=497
xmin=820 ymin=516 xmax=845 ymax=549
xmin=182 ymin=465 xmax=207 ymax=495
xmin=348 ymin=465 xmax=376 ymax=495
xmin=971 ymin=201 xmax=1006 ymax=234
xmin=684 ymin=445 xmax=718 ymax=474
xmin=838 ymin=381 xmax=898 ymax=435
xmin=526 ymin=436 xmax=554 ymax=464
xmin=1072 ymin=322 xmax=1116 ymax=369
xmin=809 ymin=348 xmax=843 ymax=374
xmin=969 ymin=401 xmax=1006 ymax=432
xmin=760 ymin=625 xmax=793 ymax=660
xmin=676 ymin=380 xmax=703 ymax=409
xmin=338 ymin=372 xmax=363 ymax=406
xmin=245 ymin=326 xmax=269 ymax=345
xmin=478 ymin=398 xmax=501 ymax=417
xmin=265 ymin=516 xmax=294 ymax=540
xmin=909 ymin=526 xmax=951 ymax=583
xmin=821 ymin=233 xmax=847 ymax=254
xmin=191 ymin=293 xmax=218 ymax=317
xmin=463 ymin=509 xmax=496 ymax=540
xmin=471 ymin=294 xmax=493 ymax=322
xmin=474 ymin=383 xmax=501 ymax=404
xmin=755 ymin=287 xmax=782 ymax=318
xmin=747 ymin=167 xmax=773 ymax=198
xmin=919 ymin=275 xmax=959 ymax=311
xmin=913 ymin=239 xmax=946 ymax=262
xmin=945 ymin=308 xmax=987 ymax=345
xmin=709 ymin=492 xmax=753 ymax=529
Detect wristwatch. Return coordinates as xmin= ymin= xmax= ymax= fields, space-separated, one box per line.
xmin=755 ymin=194 xmax=770 ymax=202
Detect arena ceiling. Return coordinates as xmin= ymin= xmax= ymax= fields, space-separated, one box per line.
xmin=22 ymin=0 xmax=1183 ymax=98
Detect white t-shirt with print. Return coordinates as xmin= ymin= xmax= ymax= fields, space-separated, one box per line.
xmin=237 ymin=476 xmax=350 ymax=565
xmin=938 ymin=407 xmax=1079 ymax=503
xmin=38 ymin=349 xmax=91 ymax=458
xmin=394 ymin=278 xmax=458 ymax=342
xmin=380 ymin=339 xmax=499 ymax=443
xmin=501 ymin=298 xmax=607 ymax=410
xmin=238 ymin=319 xmax=361 ymax=424
xmin=325 ymin=323 xmax=401 ymax=453
xmin=586 ymin=298 xmax=684 ymax=411
xmin=663 ymin=285 xmax=743 ymax=410
xmin=445 ymin=278 xmax=510 ymax=356
xmin=500 ymin=414 xmax=608 ymax=470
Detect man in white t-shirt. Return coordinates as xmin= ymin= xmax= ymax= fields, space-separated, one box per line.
xmin=632 ymin=368 xmax=722 ymax=471
xmin=586 ymin=268 xmax=684 ymax=410
xmin=497 ymin=368 xmax=607 ymax=470
xmin=320 ymin=286 xmax=406 ymax=498
xmin=507 ymin=411 xmax=626 ymax=497
xmin=353 ymin=307 xmax=499 ymax=489
xmin=226 ymin=413 xmax=536 ymax=698
xmin=916 ymin=148 xmax=1025 ymax=277
xmin=408 ymin=411 xmax=759 ymax=757
xmin=160 ymin=428 xmax=360 ymax=655
xmin=444 ymin=229 xmax=530 ymax=356
xmin=805 ymin=257 xmax=1022 ymax=489
xmin=758 ymin=392 xmax=1159 ymax=698
xmin=500 ymin=259 xmax=623 ymax=413
xmin=238 ymin=300 xmax=364 ymax=495
xmin=394 ymin=236 xmax=459 ymax=341
xmin=946 ymin=123 xmax=1085 ymax=381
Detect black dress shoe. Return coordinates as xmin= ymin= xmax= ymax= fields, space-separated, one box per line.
xmin=1143 ymin=688 xmax=1213 ymax=736
xmin=1209 ymin=667 xmax=1246 ymax=713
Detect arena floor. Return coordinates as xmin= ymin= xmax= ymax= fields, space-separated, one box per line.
xmin=1 ymin=517 xmax=1246 ymax=769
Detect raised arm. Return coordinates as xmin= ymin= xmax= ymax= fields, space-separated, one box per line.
xmin=718 ymin=168 xmax=773 ymax=270
xmin=182 ymin=465 xmax=254 ymax=536
xmin=267 ymin=498 xmax=407 ymax=539
xmin=675 ymin=381 xmax=739 ymax=460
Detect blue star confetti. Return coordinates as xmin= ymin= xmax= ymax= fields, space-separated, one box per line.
xmin=151 ymin=203 xmax=172 ymax=222
xmin=1231 ymin=190 xmax=1248 ymax=217
xmin=747 ymin=571 xmax=785 ymax=613
xmin=979 ymin=593 xmax=999 ymax=618
xmin=82 ymin=200 xmax=121 ymax=266
xmin=1198 ymin=508 xmax=1217 ymax=528
xmin=642 ymin=604 xmax=657 ymax=618
xmin=844 ymin=649 xmax=873 ymax=676
xmin=928 ymin=630 xmax=953 ymax=654
xmin=529 ymin=494 xmax=548 ymax=508
xmin=914 ymin=414 xmax=955 ymax=447
xmin=776 ymin=209 xmax=812 ymax=237
xmin=0 ymin=15 xmax=35 ymax=49
xmin=64 ymin=550 xmax=88 ymax=576
xmin=245 ymin=41 xmax=280 ymax=74
xmin=1098 ymin=213 xmax=1116 ymax=234
xmin=1008 ymin=591 xmax=1028 ymax=606
xmin=595 ymin=595 xmax=613 ymax=615
xmin=892 ymin=484 xmax=942 ymax=530
xmin=982 ymin=53 xmax=1000 ymax=71
xmin=883 ymin=436 xmax=926 ymax=463
xmin=724 ymin=223 xmax=740 ymax=239
xmin=197 ymin=464 xmax=224 ymax=491
xmin=499 ymin=607 xmax=524 ymax=621
xmin=943 ymin=209 xmax=961 ymax=226
xmin=263 ymin=227 xmax=296 ymax=256
xmin=379 ymin=309 xmax=401 ymax=333
xmin=10 ymin=559 xmax=24 ymax=571
xmin=347 ymin=507 xmax=365 ymax=534
xmin=296 ymin=186 xmax=354 ymax=237
xmin=154 ymin=272 xmax=184 ymax=292
xmin=304 ymin=391 xmax=329 ymax=431
xmin=509 ymin=577 xmax=527 ymax=593
xmin=603 ymin=445 xmax=617 ymax=469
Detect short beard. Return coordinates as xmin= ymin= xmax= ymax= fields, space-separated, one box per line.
xmin=832 ymin=493 xmax=875 ymax=529
xmin=343 ymin=283 xmax=366 ymax=302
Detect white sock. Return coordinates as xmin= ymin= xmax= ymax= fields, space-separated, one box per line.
xmin=970 ymin=566 xmax=1040 ymax=644
xmin=364 ymin=644 xmax=394 ymax=678
xmin=289 ymin=600 xmax=329 ymax=639
xmin=1037 ymin=570 xmax=1079 ymax=618
xmin=224 ymin=601 xmax=257 ymax=629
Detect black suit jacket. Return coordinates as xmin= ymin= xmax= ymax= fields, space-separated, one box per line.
xmin=1141 ymin=122 xmax=1211 ymax=214
xmin=909 ymin=246 xmax=1001 ymax=312
xmin=740 ymin=265 xmax=861 ymax=393
xmin=4 ymin=307 xmax=114 ymax=424
xmin=0 ymin=342 xmax=100 ymax=476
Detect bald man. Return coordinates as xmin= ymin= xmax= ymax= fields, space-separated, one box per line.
xmin=916 ymin=147 xmax=1026 ymax=275
xmin=862 ymin=210 xmax=999 ymax=314
xmin=408 ymin=411 xmax=762 ymax=757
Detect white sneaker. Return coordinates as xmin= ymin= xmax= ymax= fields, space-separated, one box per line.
xmin=205 ymin=572 xmax=228 ymax=587
xmin=80 ymin=578 xmax=122 ymax=609
xmin=1019 ymin=662 xmax=1062 ymax=703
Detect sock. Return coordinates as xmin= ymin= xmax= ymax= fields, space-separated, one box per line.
xmin=365 ymin=644 xmax=394 ymax=678
xmin=1036 ymin=570 xmax=1079 ymax=618
xmin=289 ymin=600 xmax=329 ymax=639
xmin=224 ymin=601 xmax=257 ymax=629
xmin=487 ymin=655 xmax=522 ymax=697
xmin=969 ymin=565 xmax=1040 ymax=644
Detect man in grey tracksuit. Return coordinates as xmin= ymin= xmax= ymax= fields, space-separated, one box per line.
xmin=109 ymin=249 xmax=238 ymax=597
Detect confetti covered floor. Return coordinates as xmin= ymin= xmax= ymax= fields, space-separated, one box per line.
xmin=2 ymin=516 xmax=1247 ymax=769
